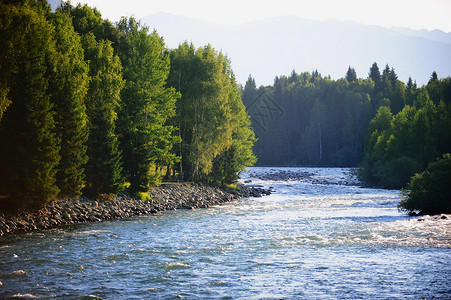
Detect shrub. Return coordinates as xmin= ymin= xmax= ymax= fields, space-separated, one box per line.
xmin=399 ymin=154 xmax=451 ymax=215
xmin=138 ymin=192 xmax=152 ymax=202
xmin=377 ymin=156 xmax=422 ymax=189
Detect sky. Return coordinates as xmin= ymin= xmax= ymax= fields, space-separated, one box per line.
xmin=74 ymin=0 xmax=451 ymax=32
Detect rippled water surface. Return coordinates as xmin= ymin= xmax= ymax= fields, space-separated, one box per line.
xmin=1 ymin=167 xmax=450 ymax=299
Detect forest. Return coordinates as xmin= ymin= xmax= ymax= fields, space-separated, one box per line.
xmin=1 ymin=0 xmax=450 ymax=215
xmin=243 ymin=64 xmax=451 ymax=186
xmin=0 ymin=0 xmax=256 ymax=208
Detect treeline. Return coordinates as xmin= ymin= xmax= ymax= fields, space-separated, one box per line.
xmin=360 ymin=73 xmax=451 ymax=188
xmin=243 ymin=68 xmax=375 ymax=166
xmin=243 ymin=64 xmax=451 ymax=188
xmin=0 ymin=0 xmax=256 ymax=208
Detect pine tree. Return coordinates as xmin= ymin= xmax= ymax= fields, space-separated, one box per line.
xmin=242 ymin=75 xmax=258 ymax=107
xmin=369 ymin=62 xmax=382 ymax=94
xmin=345 ymin=66 xmax=357 ymax=83
xmin=0 ymin=3 xmax=60 ymax=207
xmin=49 ymin=10 xmax=89 ymax=197
xmin=289 ymin=69 xmax=298 ymax=84
xmin=429 ymin=71 xmax=438 ymax=84
xmin=82 ymin=33 xmax=124 ymax=196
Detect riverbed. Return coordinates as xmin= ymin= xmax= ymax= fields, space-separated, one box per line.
xmin=1 ymin=167 xmax=450 ymax=299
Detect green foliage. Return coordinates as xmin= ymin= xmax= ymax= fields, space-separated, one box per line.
xmin=373 ymin=156 xmax=422 ymax=189
xmin=0 ymin=0 xmax=255 ymax=208
xmin=360 ymin=82 xmax=451 ymax=188
xmin=49 ymin=10 xmax=89 ymax=197
xmin=137 ymin=192 xmax=152 ymax=202
xmin=0 ymin=2 xmax=60 ymax=207
xmin=246 ymin=63 xmax=451 ymax=193
xmin=345 ymin=66 xmax=357 ymax=83
xmin=399 ymin=154 xmax=451 ymax=215
xmin=369 ymin=62 xmax=382 ymax=94
xmin=81 ymin=32 xmax=124 ymax=197
xmin=246 ymin=69 xmax=373 ymax=167
xmin=116 ymin=17 xmax=180 ymax=195
xmin=58 ymin=1 xmax=120 ymax=46
xmin=209 ymin=65 xmax=257 ymax=185
xmin=168 ymin=42 xmax=256 ymax=183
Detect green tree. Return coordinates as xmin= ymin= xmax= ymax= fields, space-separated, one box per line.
xmin=345 ymin=66 xmax=357 ymax=83
xmin=358 ymin=106 xmax=394 ymax=184
xmin=368 ymin=62 xmax=382 ymax=94
xmin=406 ymin=76 xmax=418 ymax=106
xmin=242 ymin=75 xmax=258 ymax=107
xmin=411 ymin=90 xmax=438 ymax=167
xmin=429 ymin=71 xmax=438 ymax=84
xmin=116 ymin=17 xmax=180 ymax=194
xmin=82 ymin=33 xmax=125 ymax=196
xmin=49 ymin=10 xmax=89 ymax=197
xmin=0 ymin=2 xmax=60 ymax=207
xmin=169 ymin=43 xmax=253 ymax=181
xmin=59 ymin=2 xmax=102 ymax=38
xmin=58 ymin=2 xmax=121 ymax=54
xmin=210 ymin=75 xmax=257 ymax=185
xmin=399 ymin=153 xmax=451 ymax=215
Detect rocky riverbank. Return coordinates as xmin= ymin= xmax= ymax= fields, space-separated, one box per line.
xmin=0 ymin=183 xmax=271 ymax=236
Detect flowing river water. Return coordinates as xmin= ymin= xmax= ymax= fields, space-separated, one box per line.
xmin=1 ymin=167 xmax=450 ymax=299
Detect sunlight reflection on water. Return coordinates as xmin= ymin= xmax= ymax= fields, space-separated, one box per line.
xmin=1 ymin=167 xmax=450 ymax=299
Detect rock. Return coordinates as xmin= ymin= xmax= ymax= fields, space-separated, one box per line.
xmin=88 ymin=216 xmax=102 ymax=222
xmin=1 ymin=183 xmax=245 ymax=236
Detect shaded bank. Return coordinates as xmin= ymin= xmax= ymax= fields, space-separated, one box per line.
xmin=0 ymin=184 xmax=269 ymax=236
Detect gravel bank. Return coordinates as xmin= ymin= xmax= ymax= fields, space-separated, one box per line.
xmin=0 ymin=183 xmax=270 ymax=236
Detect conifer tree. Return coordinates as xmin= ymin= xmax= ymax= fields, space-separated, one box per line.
xmin=369 ymin=62 xmax=382 ymax=94
xmin=49 ymin=10 xmax=89 ymax=197
xmin=0 ymin=3 xmax=60 ymax=207
xmin=81 ymin=33 xmax=125 ymax=196
xmin=345 ymin=66 xmax=357 ymax=83
xmin=429 ymin=71 xmax=438 ymax=84
xmin=242 ymin=75 xmax=259 ymax=108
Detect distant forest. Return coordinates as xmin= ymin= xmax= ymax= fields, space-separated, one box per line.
xmin=243 ymin=65 xmax=451 ymax=188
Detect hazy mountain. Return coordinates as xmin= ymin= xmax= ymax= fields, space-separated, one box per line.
xmin=142 ymin=12 xmax=451 ymax=86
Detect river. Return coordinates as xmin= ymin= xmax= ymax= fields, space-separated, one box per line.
xmin=1 ymin=167 xmax=450 ymax=299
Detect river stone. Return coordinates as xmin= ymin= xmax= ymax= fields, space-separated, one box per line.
xmin=0 ymin=183 xmax=258 ymax=236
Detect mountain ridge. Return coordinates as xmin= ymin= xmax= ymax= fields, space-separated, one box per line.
xmin=142 ymin=12 xmax=451 ymax=86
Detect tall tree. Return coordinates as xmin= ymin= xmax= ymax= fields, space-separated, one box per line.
xmin=116 ymin=17 xmax=180 ymax=194
xmin=429 ymin=71 xmax=438 ymax=84
xmin=169 ymin=42 xmax=250 ymax=181
xmin=210 ymin=72 xmax=257 ymax=185
xmin=0 ymin=2 xmax=60 ymax=207
xmin=58 ymin=1 xmax=120 ymax=48
xmin=242 ymin=75 xmax=258 ymax=107
xmin=49 ymin=10 xmax=89 ymax=197
xmin=345 ymin=66 xmax=357 ymax=83
xmin=406 ymin=77 xmax=418 ymax=106
xmin=81 ymin=33 xmax=125 ymax=196
xmin=368 ymin=62 xmax=382 ymax=94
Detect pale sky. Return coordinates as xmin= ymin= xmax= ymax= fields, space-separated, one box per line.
xmin=75 ymin=0 xmax=451 ymax=32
